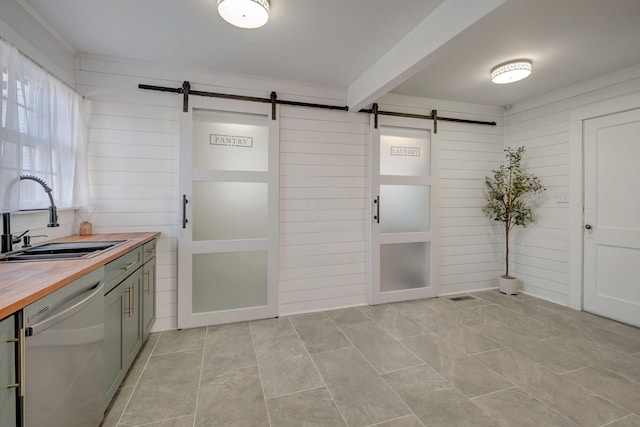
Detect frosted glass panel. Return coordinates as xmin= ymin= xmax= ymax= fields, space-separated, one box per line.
xmin=192 ymin=251 xmax=267 ymax=313
xmin=380 ymin=185 xmax=430 ymax=233
xmin=381 ymin=242 xmax=430 ymax=291
xmin=193 ymin=109 xmax=268 ymax=172
xmin=193 ymin=182 xmax=268 ymax=241
xmin=380 ymin=126 xmax=430 ymax=177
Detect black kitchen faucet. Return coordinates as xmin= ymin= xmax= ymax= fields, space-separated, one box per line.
xmin=1 ymin=175 xmax=59 ymax=253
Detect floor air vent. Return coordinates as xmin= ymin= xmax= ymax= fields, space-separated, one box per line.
xmin=449 ymin=295 xmax=476 ymax=302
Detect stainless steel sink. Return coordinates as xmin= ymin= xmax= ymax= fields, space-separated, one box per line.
xmin=0 ymin=240 xmax=125 ymax=262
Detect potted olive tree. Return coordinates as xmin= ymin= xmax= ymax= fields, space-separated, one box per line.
xmin=483 ymin=146 xmax=544 ymax=294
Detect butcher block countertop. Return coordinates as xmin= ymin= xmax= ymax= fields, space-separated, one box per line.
xmin=0 ymin=232 xmax=160 ymax=319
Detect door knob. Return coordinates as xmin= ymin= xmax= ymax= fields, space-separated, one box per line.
xmin=585 ymin=224 xmax=592 ymax=230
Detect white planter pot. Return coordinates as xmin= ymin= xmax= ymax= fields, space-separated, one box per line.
xmin=499 ymin=276 xmax=519 ymax=295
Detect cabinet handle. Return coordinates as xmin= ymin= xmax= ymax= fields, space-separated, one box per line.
xmin=19 ymin=327 xmax=24 ymax=397
xmin=6 ymin=329 xmax=24 ymax=397
xmin=124 ymin=285 xmax=132 ymax=317
xmin=5 ymin=336 xmax=19 ymax=387
xmin=123 ymin=287 xmax=129 ymax=316
xmin=143 ymin=271 xmax=150 ymax=293
xmin=123 ymin=286 xmax=129 ymax=316
xmin=121 ymin=262 xmax=137 ymax=271
xmin=17 ymin=328 xmax=24 ymax=397
xmin=132 ymin=283 xmax=135 ymax=315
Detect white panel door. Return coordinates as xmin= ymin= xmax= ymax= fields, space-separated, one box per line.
xmin=584 ymin=108 xmax=640 ymax=327
xmin=178 ymin=97 xmax=279 ymax=329
xmin=371 ymin=116 xmax=439 ymax=304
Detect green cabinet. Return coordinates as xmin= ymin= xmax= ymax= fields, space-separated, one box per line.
xmin=122 ymin=268 xmax=143 ymax=372
xmin=142 ymin=239 xmax=157 ymax=342
xmin=103 ymin=240 xmax=157 ymax=410
xmin=1 ymin=313 xmax=18 ymax=427
xmin=103 ymin=280 xmax=123 ymax=409
xmin=104 ymin=249 xmax=143 ymax=410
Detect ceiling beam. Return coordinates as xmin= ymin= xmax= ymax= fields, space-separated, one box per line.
xmin=347 ymin=0 xmax=506 ymax=111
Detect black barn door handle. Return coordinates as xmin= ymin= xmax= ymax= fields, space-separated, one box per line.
xmin=182 ymin=195 xmax=189 ymax=229
xmin=373 ymin=196 xmax=380 ymax=224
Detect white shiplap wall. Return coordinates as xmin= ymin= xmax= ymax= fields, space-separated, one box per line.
xmin=80 ymin=58 xmax=180 ymax=331
xmin=379 ymin=94 xmax=505 ymax=296
xmin=279 ymin=107 xmax=370 ymax=314
xmin=78 ymin=55 xmax=508 ymax=329
xmin=506 ymin=64 xmax=640 ymax=305
xmin=78 ymin=55 xmax=373 ymax=327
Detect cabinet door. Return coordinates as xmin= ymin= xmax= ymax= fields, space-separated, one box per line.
xmin=0 ymin=314 xmax=17 ymax=427
xmin=142 ymin=258 xmax=156 ymax=342
xmin=104 ymin=282 xmax=125 ymax=409
xmin=122 ymin=268 xmax=143 ymax=369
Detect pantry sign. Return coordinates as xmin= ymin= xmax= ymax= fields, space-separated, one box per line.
xmin=210 ymin=134 xmax=254 ymax=148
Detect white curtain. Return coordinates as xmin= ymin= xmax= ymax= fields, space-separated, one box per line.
xmin=0 ymin=38 xmax=87 ymax=213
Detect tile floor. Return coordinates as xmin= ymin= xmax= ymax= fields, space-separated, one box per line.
xmin=102 ymin=290 xmax=640 ymax=427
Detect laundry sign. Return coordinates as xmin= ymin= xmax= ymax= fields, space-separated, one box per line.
xmin=210 ymin=134 xmax=254 ymax=148
xmin=391 ymin=146 xmax=420 ymax=157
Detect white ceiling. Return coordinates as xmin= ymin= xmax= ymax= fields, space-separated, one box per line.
xmin=19 ymin=0 xmax=640 ymax=108
xmin=393 ymin=0 xmax=640 ymax=106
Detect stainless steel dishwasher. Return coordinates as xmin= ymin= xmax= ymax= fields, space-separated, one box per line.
xmin=23 ymin=267 xmax=105 ymax=427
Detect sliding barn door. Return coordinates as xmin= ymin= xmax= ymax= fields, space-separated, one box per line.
xmin=178 ymin=97 xmax=279 ymax=328
xmin=370 ymin=116 xmax=439 ymax=304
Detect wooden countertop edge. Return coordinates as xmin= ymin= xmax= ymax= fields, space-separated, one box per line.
xmin=0 ymin=232 xmax=161 ymax=319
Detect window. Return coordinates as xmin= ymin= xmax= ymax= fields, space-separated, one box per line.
xmin=0 ymin=39 xmax=87 ymax=213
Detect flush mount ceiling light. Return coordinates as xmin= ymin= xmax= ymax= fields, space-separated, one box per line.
xmin=490 ymin=60 xmax=532 ymax=84
xmin=217 ymin=0 xmax=270 ymax=29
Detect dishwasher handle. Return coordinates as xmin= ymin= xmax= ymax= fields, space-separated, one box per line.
xmin=25 ymin=281 xmax=105 ymax=337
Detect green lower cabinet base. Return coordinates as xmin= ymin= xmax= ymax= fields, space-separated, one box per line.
xmin=104 ymin=240 xmax=157 ymax=411
xmin=1 ymin=314 xmax=18 ymax=427
xmin=142 ymin=257 xmax=156 ymax=342
xmin=104 ymin=267 xmax=143 ymax=410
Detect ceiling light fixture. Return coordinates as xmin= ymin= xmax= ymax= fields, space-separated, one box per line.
xmin=490 ymin=60 xmax=532 ymax=84
xmin=217 ymin=0 xmax=270 ymax=29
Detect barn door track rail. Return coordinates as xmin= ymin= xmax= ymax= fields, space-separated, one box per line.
xmin=138 ymin=81 xmax=497 ymax=133
xmin=358 ymin=106 xmax=497 ymax=134
xmin=138 ymin=81 xmax=347 ymax=119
